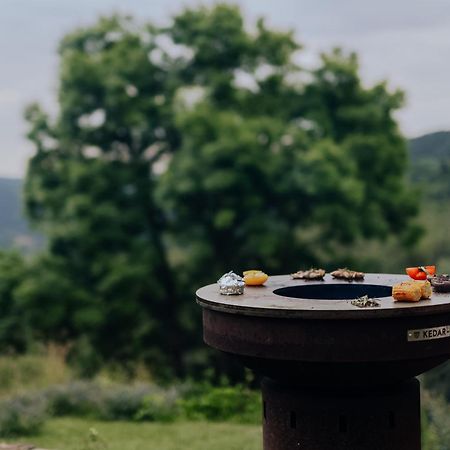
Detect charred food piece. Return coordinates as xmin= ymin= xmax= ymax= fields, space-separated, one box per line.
xmin=351 ymin=295 xmax=381 ymax=308
xmin=330 ymin=268 xmax=365 ymax=281
xmin=291 ymin=268 xmax=326 ymax=280
xmin=430 ymin=274 xmax=450 ymax=293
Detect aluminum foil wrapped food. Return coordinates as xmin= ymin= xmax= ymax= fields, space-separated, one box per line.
xmin=218 ymin=271 xmax=245 ymax=295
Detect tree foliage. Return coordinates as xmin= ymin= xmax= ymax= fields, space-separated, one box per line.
xmin=21 ymin=5 xmax=417 ymax=377
xmin=0 ymin=252 xmax=30 ymax=352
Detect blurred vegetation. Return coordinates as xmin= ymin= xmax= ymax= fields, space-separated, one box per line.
xmin=0 ymin=351 xmax=260 ymax=436
xmin=0 ymin=348 xmax=70 ymax=398
xmin=1 ymin=3 xmax=416 ymax=379
xmin=422 ymin=390 xmax=450 ymax=449
xmin=355 ymin=131 xmax=450 ymax=273
xmin=0 ymin=353 xmax=444 ymax=448
xmin=410 ymin=131 xmax=450 ymax=201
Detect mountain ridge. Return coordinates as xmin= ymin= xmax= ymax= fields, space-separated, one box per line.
xmin=409 ymin=130 xmax=450 ymax=200
xmin=0 ymin=177 xmax=42 ymax=251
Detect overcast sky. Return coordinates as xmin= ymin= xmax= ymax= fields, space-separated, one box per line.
xmin=1 ymin=0 xmax=450 ymax=178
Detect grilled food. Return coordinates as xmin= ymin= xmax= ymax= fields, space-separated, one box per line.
xmin=392 ymin=282 xmax=422 ymax=302
xmin=430 ymin=274 xmax=450 ymax=293
xmin=406 ymin=266 xmax=436 ymax=280
xmin=392 ymin=280 xmax=431 ymax=302
xmin=243 ymin=270 xmax=269 ymax=286
xmin=416 ymin=280 xmax=432 ymax=299
xmin=291 ymin=268 xmax=325 ymax=280
xmin=330 ymin=268 xmax=365 ymax=281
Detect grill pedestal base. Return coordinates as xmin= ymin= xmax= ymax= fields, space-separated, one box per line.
xmin=262 ymin=377 xmax=421 ymax=450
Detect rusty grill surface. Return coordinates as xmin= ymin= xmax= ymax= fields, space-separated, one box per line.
xmin=196 ymin=273 xmax=450 ymax=319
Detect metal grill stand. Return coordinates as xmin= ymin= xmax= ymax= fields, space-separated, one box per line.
xmin=197 ymin=274 xmax=450 ymax=450
xmin=262 ymin=378 xmax=420 ymax=450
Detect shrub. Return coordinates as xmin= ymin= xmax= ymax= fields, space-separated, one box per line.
xmin=0 ymin=393 xmax=47 ymax=436
xmin=44 ymin=382 xmax=104 ymax=417
xmin=422 ymin=391 xmax=450 ymax=450
xmin=424 ymin=361 xmax=450 ymax=402
xmin=0 ymin=350 xmax=71 ymax=398
xmin=0 ymin=379 xmax=261 ymax=436
xmin=100 ymin=384 xmax=154 ymax=421
xmin=43 ymin=382 xmax=179 ymax=421
xmin=135 ymin=387 xmax=180 ymax=422
xmin=178 ymin=382 xmax=261 ymax=423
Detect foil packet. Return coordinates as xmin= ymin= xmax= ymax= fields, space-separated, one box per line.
xmin=218 ymin=271 xmax=245 ymax=295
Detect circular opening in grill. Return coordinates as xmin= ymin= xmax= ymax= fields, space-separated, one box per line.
xmin=273 ymin=284 xmax=392 ymax=300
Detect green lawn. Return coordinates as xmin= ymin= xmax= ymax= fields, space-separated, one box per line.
xmin=11 ymin=418 xmax=261 ymax=450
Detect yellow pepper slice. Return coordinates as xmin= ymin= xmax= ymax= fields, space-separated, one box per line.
xmin=243 ymin=270 xmax=269 ymax=286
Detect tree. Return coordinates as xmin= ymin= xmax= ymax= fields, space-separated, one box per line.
xmin=0 ymin=252 xmax=30 ymax=353
xmin=24 ymin=15 xmax=184 ymax=376
xmin=23 ymin=5 xmax=417 ymax=377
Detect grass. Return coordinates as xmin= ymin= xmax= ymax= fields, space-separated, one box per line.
xmin=9 ymin=418 xmax=260 ymax=450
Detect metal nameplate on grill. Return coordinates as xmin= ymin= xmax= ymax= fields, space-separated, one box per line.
xmin=408 ymin=325 xmax=450 ymax=342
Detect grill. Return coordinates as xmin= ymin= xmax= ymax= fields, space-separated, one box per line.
xmin=196 ymin=273 xmax=450 ymax=450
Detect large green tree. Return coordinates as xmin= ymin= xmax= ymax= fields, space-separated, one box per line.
xmin=24 ymin=5 xmax=417 ymax=377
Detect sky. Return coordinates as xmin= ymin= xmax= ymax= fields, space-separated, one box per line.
xmin=1 ymin=0 xmax=450 ymax=178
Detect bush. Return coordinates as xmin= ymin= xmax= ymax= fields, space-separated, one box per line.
xmin=135 ymin=387 xmax=180 ymax=422
xmin=0 ymin=349 xmax=71 ymax=398
xmin=422 ymin=391 xmax=450 ymax=450
xmin=0 ymin=393 xmax=47 ymax=436
xmin=43 ymin=382 xmax=179 ymax=422
xmin=43 ymin=381 xmax=260 ymax=423
xmin=0 ymin=379 xmax=261 ymax=436
xmin=44 ymin=382 xmax=104 ymax=417
xmin=101 ymin=384 xmax=155 ymax=421
xmin=178 ymin=382 xmax=261 ymax=423
xmin=424 ymin=361 xmax=450 ymax=402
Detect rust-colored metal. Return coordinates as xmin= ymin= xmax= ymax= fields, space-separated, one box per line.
xmin=262 ymin=378 xmax=421 ymax=450
xmin=196 ymin=274 xmax=450 ymax=449
xmin=202 ymin=308 xmax=450 ymax=385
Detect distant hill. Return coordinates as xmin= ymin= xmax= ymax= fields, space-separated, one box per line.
xmin=409 ymin=131 xmax=450 ymax=161
xmin=0 ymin=178 xmax=42 ymax=251
xmin=409 ymin=131 xmax=450 ymax=200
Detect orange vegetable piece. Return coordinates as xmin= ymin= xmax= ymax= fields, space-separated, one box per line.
xmin=406 ymin=266 xmax=436 ymax=280
xmin=243 ymin=270 xmax=269 ymax=286
xmin=406 ymin=268 xmax=426 ymax=280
